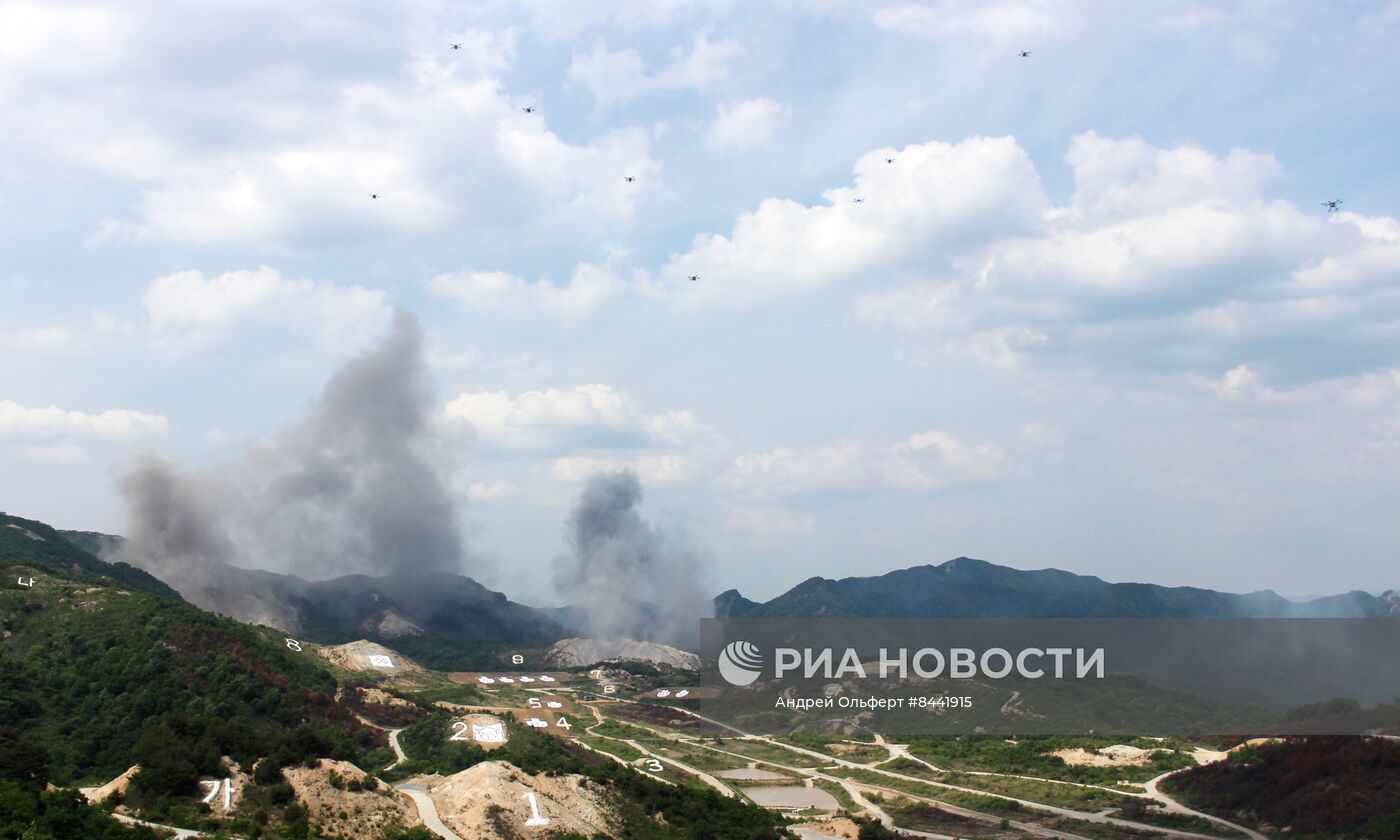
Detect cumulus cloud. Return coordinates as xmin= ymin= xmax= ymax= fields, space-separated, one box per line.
xmin=706 ymin=97 xmax=786 ymax=149
xmin=663 ymin=135 xmax=1048 ymax=306
xmin=662 ymin=130 xmax=1400 ymax=385
xmin=441 ymin=385 xmax=726 ymax=485
xmin=142 ymin=266 xmax=390 ymax=347
xmin=1 ymin=3 xmax=656 ymax=248
xmin=441 ymin=384 xmax=721 ymax=461
xmin=569 ymin=31 xmax=742 ymax=106
xmin=873 ymin=0 xmax=1057 ymax=46
xmin=725 ymin=429 xmax=1004 ymax=499
xmin=0 ymin=400 xmax=168 ymax=439
xmin=427 ymin=262 xmax=627 ymax=317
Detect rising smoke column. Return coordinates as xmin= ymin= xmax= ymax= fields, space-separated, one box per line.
xmin=554 ymin=470 xmax=709 ymax=648
xmin=113 ymin=310 xmax=466 ymax=589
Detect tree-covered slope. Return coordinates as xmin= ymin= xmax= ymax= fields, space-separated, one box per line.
xmin=1163 ymin=737 xmax=1400 ymax=836
xmin=0 ymin=513 xmax=177 ymax=600
xmin=0 ymin=568 xmax=377 ymax=788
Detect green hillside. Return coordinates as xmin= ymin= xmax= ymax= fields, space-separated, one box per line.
xmin=0 ymin=513 xmax=178 ymax=600
xmin=1164 ymin=737 xmax=1400 ymax=837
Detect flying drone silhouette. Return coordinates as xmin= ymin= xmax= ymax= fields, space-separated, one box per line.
xmin=1018 ymin=50 xmax=1032 ymax=57
xmin=1322 ymin=200 xmax=1343 ymax=213
xmin=625 ymin=176 xmax=636 ymax=183
xmin=522 ymin=106 xmax=536 ymax=113
xmin=450 ymin=43 xmax=461 ymax=50
xmin=688 ymin=275 xmax=699 ymax=282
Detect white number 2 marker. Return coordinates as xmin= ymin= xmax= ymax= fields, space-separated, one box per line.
xmin=522 ymin=791 xmax=551 ymax=826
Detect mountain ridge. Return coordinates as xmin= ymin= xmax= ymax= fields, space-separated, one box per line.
xmin=716 ymin=556 xmax=1400 ymax=619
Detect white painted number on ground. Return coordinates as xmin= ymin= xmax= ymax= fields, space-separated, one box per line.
xmin=554 ymin=716 xmax=571 ymax=730
xmin=16 ymin=577 xmax=33 ymax=588
xmin=646 ymin=759 xmax=664 ymax=773
xmin=450 ymin=721 xmax=471 ymax=741
xmin=524 ymin=717 xmax=549 ymax=728
xmin=512 ymin=654 xmax=524 ymax=665
xmin=522 ymin=791 xmax=551 ymax=826
xmin=285 ymin=638 xmax=302 ymax=652
xmin=368 ymin=654 xmax=393 ymax=668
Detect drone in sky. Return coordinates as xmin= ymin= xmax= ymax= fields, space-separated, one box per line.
xmin=688 ymin=275 xmax=700 ymax=282
xmin=369 ymin=193 xmax=379 ymax=199
xmin=450 ymin=43 xmax=461 ymax=50
xmin=1018 ymin=50 xmax=1032 ymax=57
xmin=625 ymin=176 xmax=636 ymax=183
xmin=885 ymin=157 xmax=895 ymax=164
xmin=852 ymin=197 xmax=865 ymax=204
xmin=1322 ymin=199 xmax=1343 ymax=213
xmin=522 ymin=106 xmax=536 ymax=113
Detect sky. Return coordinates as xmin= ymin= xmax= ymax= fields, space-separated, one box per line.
xmin=3 ymin=0 xmax=1399 ymax=604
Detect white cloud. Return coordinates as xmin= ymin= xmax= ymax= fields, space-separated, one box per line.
xmin=706 ymin=97 xmax=786 ymax=149
xmin=441 ymin=385 xmax=727 ymax=485
xmin=517 ymin=0 xmax=729 ymax=38
xmin=0 ymin=400 xmax=168 ymax=439
xmin=1 ymin=5 xmax=656 ymax=248
xmin=141 ymin=266 xmax=390 ymax=348
xmin=664 ymin=135 xmax=1047 ymax=306
xmin=874 ymin=1 xmax=1057 ymax=46
xmin=20 ymin=443 xmax=90 ymax=463
xmin=569 ymin=31 xmax=742 ymax=107
xmin=442 ymin=384 xmax=719 ymax=454
xmin=725 ymin=429 xmax=1004 ymax=498
xmin=427 ymin=262 xmax=626 ymax=317
xmin=658 ymin=130 xmax=1400 ymax=383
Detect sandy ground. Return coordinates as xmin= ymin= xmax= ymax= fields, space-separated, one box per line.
xmin=1050 ymin=744 xmax=1172 ymax=767
xmin=83 ymin=765 xmax=140 ymax=804
xmin=450 ymin=713 xmax=510 ymax=751
xmin=424 ymin=760 xmax=617 ymax=838
xmin=283 ymin=758 xmax=422 ymax=838
xmin=791 ymin=817 xmax=861 ymax=839
xmin=316 ymin=639 xmax=425 ymax=675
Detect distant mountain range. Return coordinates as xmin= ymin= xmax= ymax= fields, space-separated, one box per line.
xmin=47 ymin=527 xmax=564 ymax=649
xmin=10 ymin=512 xmax=1398 ymax=656
xmin=715 ymin=556 xmax=1400 ymax=619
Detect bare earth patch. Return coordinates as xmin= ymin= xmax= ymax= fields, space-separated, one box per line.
xmin=1050 ymin=745 xmax=1173 ymax=767
xmin=283 ymin=758 xmax=421 ymax=838
xmin=426 ymin=760 xmax=617 ymax=838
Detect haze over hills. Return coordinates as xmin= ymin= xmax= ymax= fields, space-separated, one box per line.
xmin=58 ymin=528 xmax=564 ymax=648
xmin=715 ymin=556 xmax=1400 ymax=620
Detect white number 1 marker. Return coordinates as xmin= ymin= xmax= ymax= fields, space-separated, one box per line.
xmin=522 ymin=791 xmax=550 ymax=826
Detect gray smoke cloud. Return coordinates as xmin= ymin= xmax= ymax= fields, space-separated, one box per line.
xmin=112 ymin=310 xmax=466 ymax=595
xmin=554 ymin=470 xmax=710 ymax=649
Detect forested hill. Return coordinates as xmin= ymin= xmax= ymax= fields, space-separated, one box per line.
xmin=0 ymin=512 xmax=178 ymax=600
xmin=0 ymin=562 xmax=378 ymax=789
xmin=717 ymin=556 xmax=1400 ymax=619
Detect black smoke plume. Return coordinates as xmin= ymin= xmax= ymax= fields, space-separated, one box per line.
xmin=554 ymin=470 xmax=709 ymax=649
xmin=112 ymin=311 xmax=466 ymax=598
